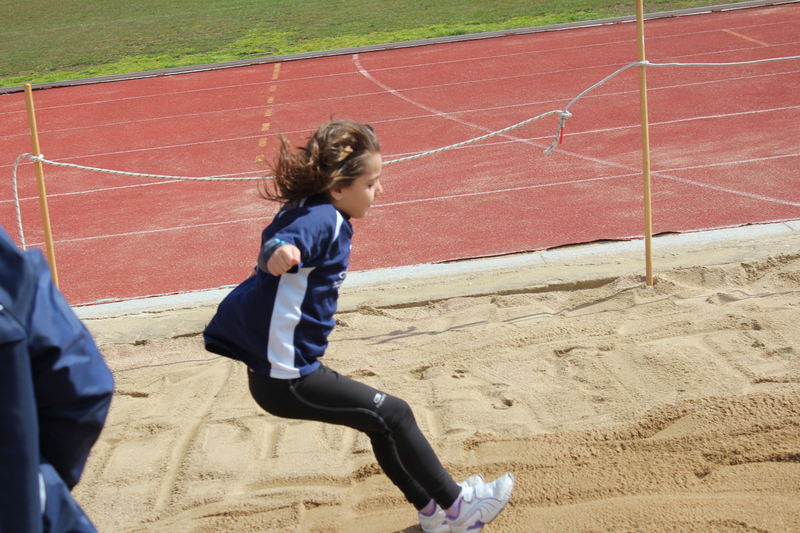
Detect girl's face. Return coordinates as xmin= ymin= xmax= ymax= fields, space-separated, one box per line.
xmin=329 ymin=152 xmax=383 ymax=219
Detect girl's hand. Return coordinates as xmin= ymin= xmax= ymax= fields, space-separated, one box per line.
xmin=267 ymin=244 xmax=301 ymax=276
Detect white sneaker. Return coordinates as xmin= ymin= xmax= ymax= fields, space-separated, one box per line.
xmin=419 ymin=475 xmax=485 ymax=533
xmin=445 ymin=473 xmax=515 ymax=533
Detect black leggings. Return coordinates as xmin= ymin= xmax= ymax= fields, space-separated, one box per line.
xmin=248 ymin=365 xmax=462 ymax=510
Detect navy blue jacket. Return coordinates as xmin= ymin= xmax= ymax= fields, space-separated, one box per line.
xmin=205 ymin=195 xmax=352 ymax=379
xmin=0 ymin=226 xmax=114 ymax=533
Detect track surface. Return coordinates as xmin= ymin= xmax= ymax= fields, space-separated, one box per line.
xmin=2 ymin=4 xmax=799 ymax=306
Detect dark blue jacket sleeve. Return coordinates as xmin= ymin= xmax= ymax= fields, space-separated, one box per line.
xmin=26 ymin=249 xmax=115 ymax=489
xmin=0 ymin=226 xmax=114 ymax=532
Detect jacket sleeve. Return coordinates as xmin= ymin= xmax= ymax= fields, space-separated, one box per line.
xmin=25 ymin=249 xmax=115 ymax=489
xmin=260 ymin=203 xmax=340 ymax=273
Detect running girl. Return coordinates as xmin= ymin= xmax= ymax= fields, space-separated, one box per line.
xmin=204 ymin=120 xmax=514 ymax=533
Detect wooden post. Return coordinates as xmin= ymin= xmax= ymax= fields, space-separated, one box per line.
xmin=24 ymin=83 xmax=59 ymax=287
xmin=636 ymin=0 xmax=654 ymax=286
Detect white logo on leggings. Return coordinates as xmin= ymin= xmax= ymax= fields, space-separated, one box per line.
xmin=373 ymin=393 xmax=386 ymax=408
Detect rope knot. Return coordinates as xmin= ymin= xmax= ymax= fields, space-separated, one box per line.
xmin=544 ymin=111 xmax=572 ymax=156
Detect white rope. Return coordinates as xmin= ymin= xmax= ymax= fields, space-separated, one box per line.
xmin=20 ymin=155 xmax=262 ymax=182
xmin=544 ymin=61 xmax=642 ymax=156
xmin=12 ymin=154 xmax=28 ymax=250
xmin=386 ymin=54 xmax=800 ymax=161
xmin=384 ymin=109 xmax=571 ymax=165
xmin=646 ymin=55 xmax=800 ymax=68
xmin=10 ymin=154 xmax=265 ymax=249
xmin=10 ymin=54 xmax=800 ymax=249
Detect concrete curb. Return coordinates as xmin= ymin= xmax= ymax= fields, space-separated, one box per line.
xmin=79 ymin=222 xmax=800 ymax=346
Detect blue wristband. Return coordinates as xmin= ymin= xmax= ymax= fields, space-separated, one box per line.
xmin=258 ymin=238 xmax=289 ymax=273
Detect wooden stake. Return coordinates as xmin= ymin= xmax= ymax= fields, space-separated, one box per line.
xmin=636 ymin=0 xmax=654 ymax=286
xmin=24 ymin=83 xmax=59 ymax=287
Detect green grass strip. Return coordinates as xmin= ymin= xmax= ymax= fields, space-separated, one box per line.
xmin=0 ymin=1 xmax=743 ymax=88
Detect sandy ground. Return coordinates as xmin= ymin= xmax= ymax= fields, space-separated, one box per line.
xmin=74 ymin=229 xmax=800 ymax=533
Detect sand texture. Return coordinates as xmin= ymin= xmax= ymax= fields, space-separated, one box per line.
xmin=75 ymin=238 xmax=800 ymax=532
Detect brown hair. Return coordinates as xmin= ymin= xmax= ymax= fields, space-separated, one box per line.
xmin=262 ymin=120 xmax=380 ymax=204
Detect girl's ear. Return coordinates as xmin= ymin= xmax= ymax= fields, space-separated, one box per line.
xmin=328 ymin=182 xmax=346 ymax=201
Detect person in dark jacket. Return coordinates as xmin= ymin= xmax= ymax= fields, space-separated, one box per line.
xmin=0 ymin=225 xmax=114 ymax=533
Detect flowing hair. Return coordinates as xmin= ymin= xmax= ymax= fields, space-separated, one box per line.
xmin=262 ymin=120 xmax=380 ymax=204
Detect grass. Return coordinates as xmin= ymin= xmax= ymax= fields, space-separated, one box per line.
xmin=1 ymin=0 xmax=745 ymax=88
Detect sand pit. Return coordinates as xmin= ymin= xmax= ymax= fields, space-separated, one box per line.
xmin=74 ymin=232 xmax=800 ymax=532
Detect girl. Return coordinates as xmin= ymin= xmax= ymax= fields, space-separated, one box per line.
xmin=204 ymin=120 xmax=513 ymax=533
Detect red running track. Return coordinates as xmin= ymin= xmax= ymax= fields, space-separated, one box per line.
xmin=2 ymin=4 xmax=799 ymax=306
